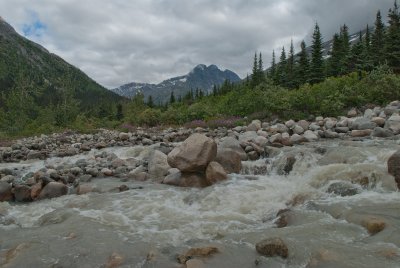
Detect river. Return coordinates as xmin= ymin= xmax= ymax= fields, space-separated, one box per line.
xmin=1 ymin=139 xmax=399 ymax=267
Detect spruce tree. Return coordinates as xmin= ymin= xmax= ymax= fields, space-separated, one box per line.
xmin=339 ymin=24 xmax=351 ymax=74
xmin=296 ymin=40 xmax=309 ymax=86
xmin=116 ymin=103 xmax=123 ymax=120
xmin=169 ymin=91 xmax=175 ymax=104
xmin=269 ymin=50 xmax=277 ymax=83
xmin=286 ymin=39 xmax=295 ymax=88
xmin=251 ymin=52 xmax=259 ymax=88
xmin=309 ymin=23 xmax=325 ymax=84
xmin=277 ymin=46 xmax=287 ymax=86
xmin=363 ymin=25 xmax=374 ymax=71
xmin=371 ymin=10 xmax=386 ymax=66
xmin=258 ymin=52 xmax=265 ymax=83
xmin=147 ymin=95 xmax=154 ymax=108
xmin=385 ymin=0 xmax=400 ymax=73
xmin=349 ymin=31 xmax=364 ymax=74
xmin=327 ymin=33 xmax=342 ymax=77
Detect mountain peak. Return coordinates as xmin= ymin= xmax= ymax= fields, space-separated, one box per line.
xmin=193 ymin=64 xmax=207 ymax=71
xmin=112 ymin=64 xmax=241 ymax=102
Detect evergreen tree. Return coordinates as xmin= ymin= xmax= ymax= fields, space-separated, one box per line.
xmin=277 ymin=46 xmax=287 ymax=86
xmin=269 ymin=50 xmax=277 ymax=83
xmin=363 ymin=25 xmax=374 ymax=71
xmin=147 ymin=95 xmax=154 ymax=108
xmin=327 ymin=33 xmax=342 ymax=77
xmin=116 ymin=103 xmax=123 ymax=120
xmin=309 ymin=23 xmax=325 ymax=84
xmin=339 ymin=24 xmax=351 ymax=74
xmin=295 ymin=40 xmax=310 ymax=86
xmin=385 ymin=0 xmax=400 ymax=73
xmin=199 ymin=89 xmax=204 ymax=98
xmin=286 ymin=39 xmax=296 ymax=88
xmin=169 ymin=91 xmax=175 ymax=104
xmin=251 ymin=52 xmax=259 ymax=88
xmin=349 ymin=31 xmax=365 ymax=75
xmin=212 ymin=84 xmax=218 ymax=96
xmin=371 ymin=10 xmax=386 ymax=66
xmin=258 ymin=52 xmax=265 ymax=83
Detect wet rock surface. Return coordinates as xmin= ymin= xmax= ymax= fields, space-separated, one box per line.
xmin=255 ymin=238 xmax=289 ymax=258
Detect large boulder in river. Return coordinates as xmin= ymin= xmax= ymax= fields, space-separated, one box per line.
xmin=206 ymin=161 xmax=227 ymax=184
xmin=0 ymin=181 xmax=13 ymax=201
xmin=148 ymin=150 xmax=170 ymax=181
xmin=215 ymin=148 xmax=242 ymax=174
xmin=167 ymin=134 xmax=217 ymax=173
xmin=387 ymin=150 xmax=400 ymax=189
xmin=13 ymin=185 xmax=32 ymax=202
xmin=38 ymin=182 xmax=68 ymax=200
xmin=384 ymin=113 xmax=400 ymax=134
xmin=219 ymin=137 xmax=247 ymax=160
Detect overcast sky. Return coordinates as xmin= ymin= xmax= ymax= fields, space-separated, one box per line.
xmin=0 ymin=0 xmax=395 ymax=88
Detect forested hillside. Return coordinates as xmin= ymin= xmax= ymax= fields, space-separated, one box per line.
xmin=0 ymin=18 xmax=124 ymax=137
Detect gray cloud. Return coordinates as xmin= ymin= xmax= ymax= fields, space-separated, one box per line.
xmin=0 ymin=0 xmax=395 ymax=88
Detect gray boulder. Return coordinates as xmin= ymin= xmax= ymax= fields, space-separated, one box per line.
xmin=148 ymin=150 xmax=170 ymax=181
xmin=219 ymin=137 xmax=247 ymax=160
xmin=215 ymin=148 xmax=242 ymax=174
xmin=0 ymin=181 xmax=13 ymax=201
xmin=205 ymin=161 xmax=227 ymax=184
xmin=167 ymin=134 xmax=217 ymax=173
xmin=387 ymin=150 xmax=400 ymax=190
xmin=13 ymin=185 xmax=32 ymax=202
xmin=352 ymin=118 xmax=376 ymax=130
xmin=384 ymin=114 xmax=400 ymax=134
xmin=372 ymin=127 xmax=394 ymax=138
xmin=38 ymin=182 xmax=68 ymax=199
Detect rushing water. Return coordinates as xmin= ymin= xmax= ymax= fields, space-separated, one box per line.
xmin=0 ymin=139 xmax=399 ymax=267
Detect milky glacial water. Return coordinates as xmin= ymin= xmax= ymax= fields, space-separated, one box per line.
xmin=0 ymin=139 xmax=399 ymax=267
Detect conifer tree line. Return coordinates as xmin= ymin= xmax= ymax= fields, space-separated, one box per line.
xmin=256 ymin=1 xmax=400 ymax=89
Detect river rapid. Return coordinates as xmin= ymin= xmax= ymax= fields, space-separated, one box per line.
xmin=0 ymin=139 xmax=399 ymax=268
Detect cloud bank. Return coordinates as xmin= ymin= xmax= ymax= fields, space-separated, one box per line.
xmin=0 ymin=0 xmax=394 ymax=88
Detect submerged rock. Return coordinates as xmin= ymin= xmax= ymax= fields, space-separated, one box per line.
xmin=361 ymin=217 xmax=386 ymax=235
xmin=177 ymin=246 xmax=219 ymax=264
xmin=275 ymin=209 xmax=292 ymax=228
xmin=327 ymin=182 xmax=361 ymax=196
xmin=105 ymin=252 xmax=124 ymax=268
xmin=255 ymin=237 xmax=289 ymax=258
xmin=277 ymin=155 xmax=296 ymax=175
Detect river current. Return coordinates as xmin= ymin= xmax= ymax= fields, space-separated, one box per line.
xmin=0 ymin=139 xmax=399 ymax=267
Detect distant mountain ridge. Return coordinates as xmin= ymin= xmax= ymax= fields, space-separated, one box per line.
xmin=112 ymin=64 xmax=241 ymax=103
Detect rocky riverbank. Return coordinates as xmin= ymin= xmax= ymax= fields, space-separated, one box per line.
xmin=1 ymin=101 xmax=400 ymax=204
